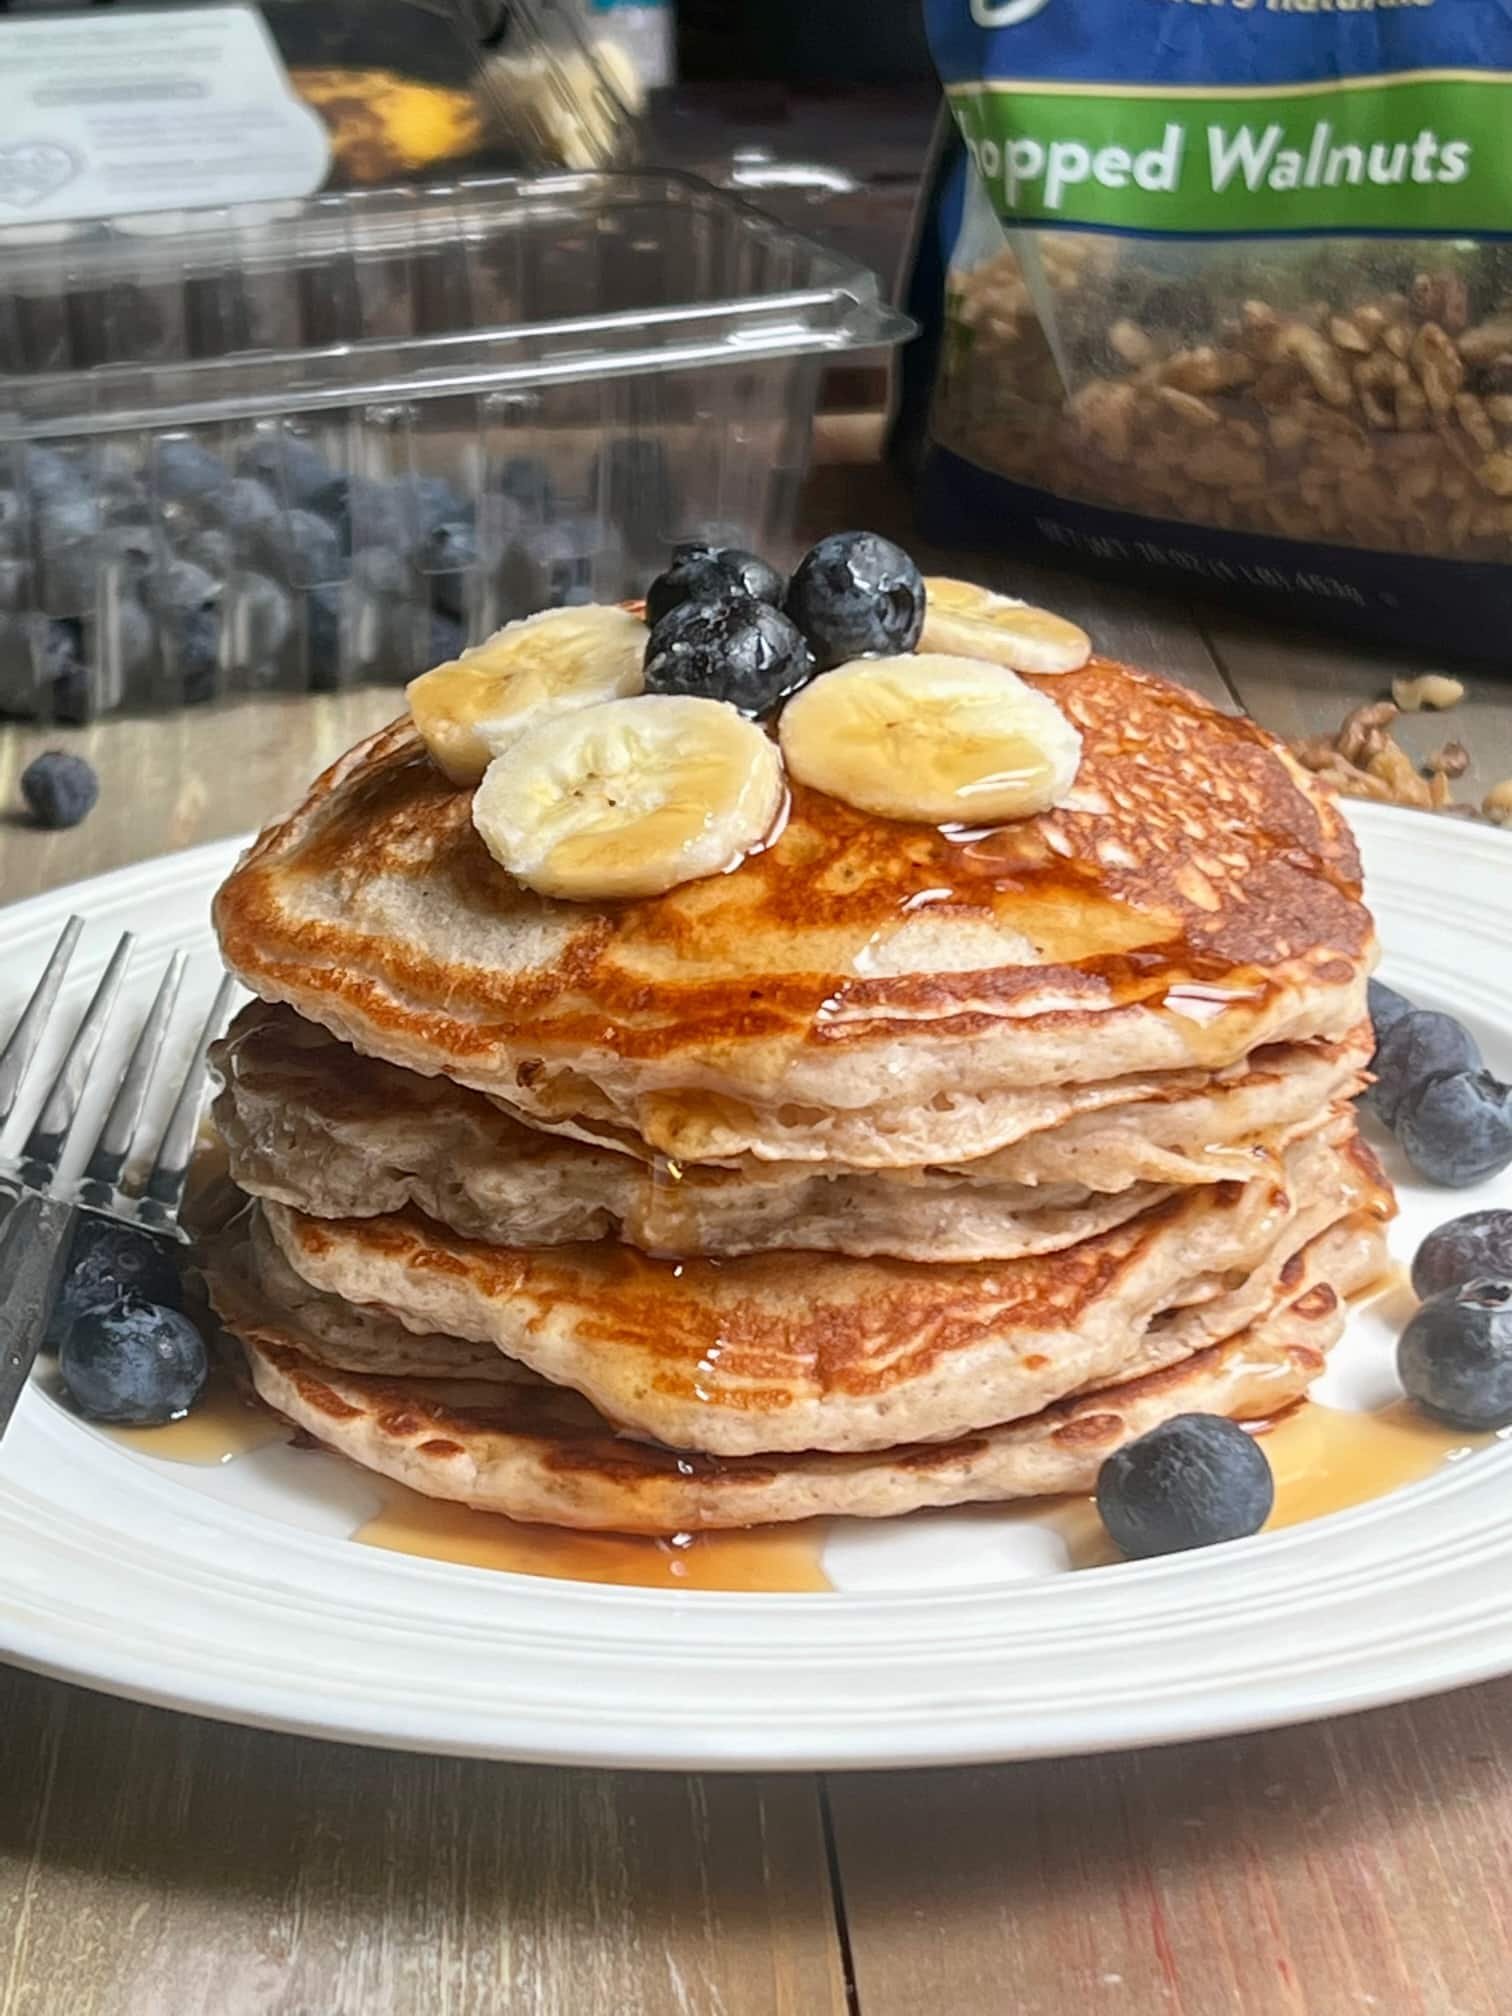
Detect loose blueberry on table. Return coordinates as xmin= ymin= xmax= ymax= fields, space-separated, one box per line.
xmin=20 ymin=750 xmax=98 ymax=830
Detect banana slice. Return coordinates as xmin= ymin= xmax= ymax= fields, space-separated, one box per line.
xmin=778 ymin=654 xmax=1081 ymax=825
xmin=920 ymin=577 xmax=1092 ymax=675
xmin=474 ymin=695 xmax=785 ymax=902
xmin=408 ymin=605 xmax=648 ymax=784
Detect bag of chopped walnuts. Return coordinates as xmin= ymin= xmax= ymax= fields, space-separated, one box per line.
xmin=897 ymin=0 xmax=1512 ymax=653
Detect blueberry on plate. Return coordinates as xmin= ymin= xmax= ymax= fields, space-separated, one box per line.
xmin=44 ymin=1213 xmax=181 ymax=1351
xmin=1368 ymin=1008 xmax=1482 ymax=1129
xmin=1095 ymin=1412 xmax=1275 ymax=1559
xmin=644 ymin=594 xmax=814 ymax=719
xmin=1398 ymin=1280 xmax=1512 ymax=1429
xmin=1395 ymin=1070 xmax=1512 ymax=1188
xmin=646 ymin=548 xmax=786 ymax=630
xmin=784 ymin=531 xmax=925 ymax=670
xmin=59 ymin=1294 xmax=207 ymax=1426
xmin=20 ymin=749 xmax=98 ymax=830
xmin=1412 ymin=1211 xmax=1512 ymax=1301
xmin=1366 ymin=978 xmax=1413 ymax=1069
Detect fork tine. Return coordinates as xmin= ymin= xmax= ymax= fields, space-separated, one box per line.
xmin=78 ymin=950 xmax=188 ymax=1199
xmin=137 ymin=972 xmax=237 ymax=1223
xmin=19 ymin=932 xmax=134 ymax=1186
xmin=0 ymin=917 xmax=83 ymax=1136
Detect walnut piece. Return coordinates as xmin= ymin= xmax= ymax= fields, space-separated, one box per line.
xmin=1424 ymin=740 xmax=1470 ymax=778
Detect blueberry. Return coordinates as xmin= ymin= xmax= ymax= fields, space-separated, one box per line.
xmin=175 ymin=526 xmax=232 ymax=580
xmin=1396 ymin=1070 xmax=1512 ymax=1188
xmin=151 ymin=558 xmax=221 ymax=617
xmin=0 ymin=487 xmax=24 ymax=555
xmin=206 ymin=476 xmax=281 ymax=537
xmin=1368 ymin=978 xmax=1414 ymax=1058
xmin=44 ymin=1212 xmax=181 ymax=1350
xmin=42 ymin=619 xmax=91 ymax=722
xmin=1398 ymin=1280 xmax=1512 ymax=1429
xmin=350 ymin=544 xmax=411 ymax=599
xmin=175 ymin=604 xmax=222 ymax=704
xmin=416 ymin=518 xmax=478 ymax=619
xmin=1369 ymin=1008 xmax=1482 ymax=1129
xmin=59 ymin=1294 xmax=206 ymax=1426
xmin=1096 ymin=1413 xmax=1275 ymax=1558
xmin=784 ymin=531 xmax=925 ymax=670
xmin=498 ymin=516 xmax=614 ymax=613
xmin=304 ymin=581 xmax=344 ymax=685
xmin=646 ymin=548 xmax=786 ymax=630
xmin=259 ymin=506 xmax=344 ymax=588
xmin=312 ymin=476 xmax=410 ymax=558
xmin=495 ymin=455 xmax=555 ymax=519
xmin=404 ymin=475 xmax=468 ymax=541
xmin=1413 ymin=1212 xmax=1512 ymax=1301
xmin=23 ymin=446 xmax=87 ymax=503
xmin=100 ymin=523 xmax=156 ymax=577
xmin=228 ymin=571 xmax=293 ymax=664
xmin=35 ymin=496 xmax=102 ymax=608
xmin=644 ymin=594 xmax=814 ymax=718
xmin=112 ymin=595 xmax=155 ymax=678
xmin=20 ymin=749 xmax=98 ymax=829
xmin=236 ymin=433 xmax=330 ymax=508
xmin=429 ymin=610 xmax=465 ymax=664
xmin=154 ymin=435 xmax=227 ymax=504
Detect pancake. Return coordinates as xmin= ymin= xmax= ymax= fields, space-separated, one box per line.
xmin=215 ymin=1002 xmax=1358 ymax=1262
xmin=220 ymin=1215 xmax=1387 ymax=1533
xmin=253 ymin=1118 xmax=1390 ymax=1455
xmin=212 ymin=657 xmax=1374 ymax=1162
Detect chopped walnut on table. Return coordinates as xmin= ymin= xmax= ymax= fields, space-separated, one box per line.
xmin=1286 ymin=678 xmax=1491 ymax=819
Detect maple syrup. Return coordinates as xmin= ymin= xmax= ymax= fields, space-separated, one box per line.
xmin=999 ymin=1398 xmax=1497 ymax=1572
xmin=96 ymin=1369 xmax=287 ymax=1466
xmin=354 ymin=1482 xmax=832 ymax=1591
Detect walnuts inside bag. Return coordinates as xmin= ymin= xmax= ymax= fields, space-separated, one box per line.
xmin=902 ymin=0 xmax=1512 ymax=652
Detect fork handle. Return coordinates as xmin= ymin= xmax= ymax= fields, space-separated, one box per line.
xmin=0 ymin=1190 xmax=76 ymax=1440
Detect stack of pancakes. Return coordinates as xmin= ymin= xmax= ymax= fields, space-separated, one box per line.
xmin=205 ymin=649 xmax=1392 ymax=1534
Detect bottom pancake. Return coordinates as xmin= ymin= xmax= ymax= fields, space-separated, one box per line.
xmin=221 ymin=1215 xmax=1386 ymax=1533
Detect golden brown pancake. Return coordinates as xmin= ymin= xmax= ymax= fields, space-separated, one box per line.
xmin=214 ymin=1002 xmax=1370 ymax=1260
xmin=252 ymin=1118 xmax=1391 ymax=1456
xmin=212 ymin=657 xmax=1374 ymax=1160
xmin=216 ymin=1214 xmax=1387 ymax=1533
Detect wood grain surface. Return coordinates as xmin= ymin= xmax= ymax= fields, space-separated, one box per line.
xmin=3 ymin=450 xmax=1511 ymax=2016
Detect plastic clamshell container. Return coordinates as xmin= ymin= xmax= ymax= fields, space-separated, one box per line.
xmin=0 ymin=171 xmax=912 ymax=721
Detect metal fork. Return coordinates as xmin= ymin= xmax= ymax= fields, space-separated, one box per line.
xmin=0 ymin=919 xmax=237 ymax=1438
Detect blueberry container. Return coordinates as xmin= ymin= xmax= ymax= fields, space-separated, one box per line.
xmin=0 ymin=171 xmax=912 ymax=720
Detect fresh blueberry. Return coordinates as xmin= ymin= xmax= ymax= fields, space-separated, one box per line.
xmin=100 ymin=523 xmax=156 ymax=578
xmin=784 ymin=531 xmax=925 ymax=670
xmin=404 ymin=475 xmax=468 ymax=541
xmin=304 ymin=581 xmax=344 ymax=686
xmin=228 ymin=571 xmax=293 ymax=665
xmin=175 ymin=526 xmax=232 ymax=580
xmin=1413 ymin=1212 xmax=1512 ymax=1301
xmin=1398 ymin=1280 xmax=1512 ymax=1429
xmin=1395 ymin=1070 xmax=1512 ymax=1188
xmin=312 ymin=476 xmax=409 ymax=558
xmin=20 ymin=749 xmax=98 ymax=829
xmin=416 ymin=519 xmax=478 ymax=619
xmin=1096 ymin=1413 xmax=1275 ymax=1558
xmin=429 ymin=609 xmax=466 ymax=664
xmin=350 ymin=544 xmax=411 ymax=599
xmin=175 ymin=604 xmax=222 ymax=704
xmin=0 ymin=487 xmax=25 ymax=555
xmin=1368 ymin=978 xmax=1414 ymax=1058
xmin=151 ymin=558 xmax=221 ymax=617
xmin=1369 ymin=1008 xmax=1482 ymax=1129
xmin=23 ymin=446 xmax=87 ymax=504
xmin=0 ymin=557 xmax=31 ymax=612
xmin=644 ymin=594 xmax=814 ymax=718
xmin=236 ymin=432 xmax=331 ymax=508
xmin=59 ymin=1294 xmax=207 ymax=1426
xmin=42 ymin=619 xmax=92 ymax=722
xmin=494 ymin=455 xmax=555 ymax=520
xmin=645 ymin=548 xmax=786 ymax=630
xmin=154 ymin=435 xmax=228 ymax=504
xmin=44 ymin=1212 xmax=181 ymax=1350
xmin=34 ymin=496 xmax=102 ymax=609
xmin=113 ymin=595 xmax=155 ymax=678
xmin=205 ymin=476 xmax=282 ymax=538
xmin=259 ymin=506 xmax=345 ymax=588
xmin=497 ymin=516 xmax=613 ymax=613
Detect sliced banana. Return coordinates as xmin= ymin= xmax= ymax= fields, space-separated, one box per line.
xmin=474 ymin=695 xmax=785 ymax=902
xmin=407 ymin=605 xmax=648 ymax=785
xmin=920 ymin=576 xmax=1092 ymax=675
xmin=778 ymin=653 xmax=1082 ymax=825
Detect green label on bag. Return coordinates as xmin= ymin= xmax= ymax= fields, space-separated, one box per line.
xmin=948 ymin=75 xmax=1512 ymax=235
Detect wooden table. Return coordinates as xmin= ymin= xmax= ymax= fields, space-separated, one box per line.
xmin=3 ymin=452 xmax=1511 ymax=2016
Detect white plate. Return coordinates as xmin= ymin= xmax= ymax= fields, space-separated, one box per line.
xmin=1 ymin=805 xmax=1510 ymax=1769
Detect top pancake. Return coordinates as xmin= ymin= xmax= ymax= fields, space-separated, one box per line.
xmin=213 ymin=655 xmax=1373 ymax=1135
